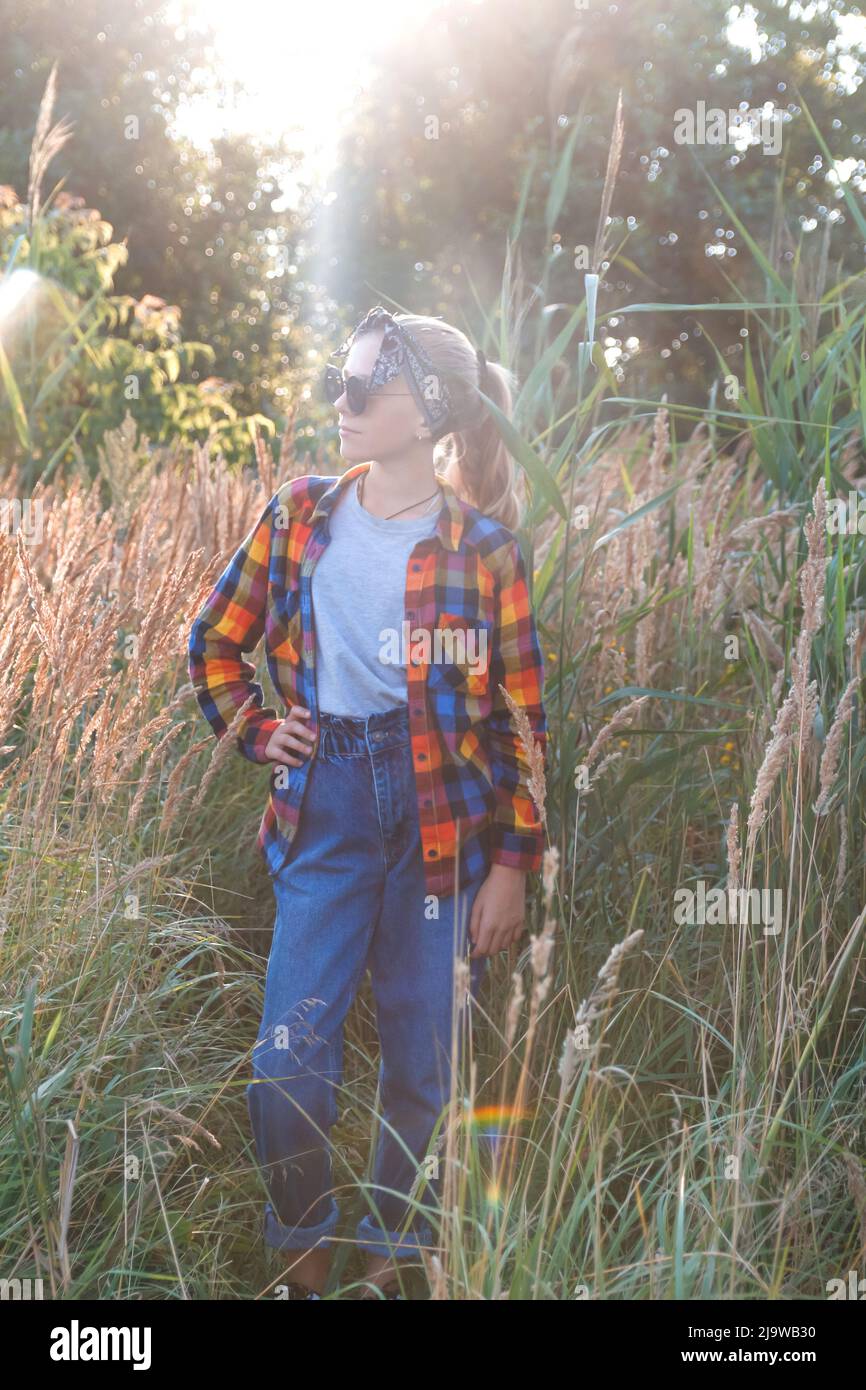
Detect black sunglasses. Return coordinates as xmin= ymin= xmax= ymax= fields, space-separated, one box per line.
xmin=321 ymin=363 xmax=415 ymax=415
xmin=322 ymin=365 xmax=368 ymax=414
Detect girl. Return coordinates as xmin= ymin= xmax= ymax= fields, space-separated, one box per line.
xmin=188 ymin=305 xmax=547 ymax=1299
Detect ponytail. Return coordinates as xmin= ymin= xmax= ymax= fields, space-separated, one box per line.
xmin=390 ymin=312 xmax=524 ymax=531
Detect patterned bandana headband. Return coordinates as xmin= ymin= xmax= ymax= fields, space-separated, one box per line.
xmin=334 ymin=304 xmax=489 ymax=442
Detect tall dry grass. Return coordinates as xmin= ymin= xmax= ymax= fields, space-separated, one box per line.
xmin=1 ymin=393 xmax=863 ymax=1298
xmin=1 ymin=78 xmax=864 ymax=1299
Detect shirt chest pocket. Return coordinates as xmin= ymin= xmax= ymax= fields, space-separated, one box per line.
xmin=268 ymin=587 xmax=303 ymax=667
xmin=425 ymin=610 xmax=492 ymax=698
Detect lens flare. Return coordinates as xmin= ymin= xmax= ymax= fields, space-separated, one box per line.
xmin=0 ymin=268 xmax=40 ymax=327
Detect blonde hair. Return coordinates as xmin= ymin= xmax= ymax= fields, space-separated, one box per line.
xmin=372 ymin=311 xmax=523 ymax=532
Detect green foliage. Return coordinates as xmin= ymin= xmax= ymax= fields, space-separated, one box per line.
xmin=321 ymin=0 xmax=866 ymax=410
xmin=0 ymin=185 xmax=274 ymax=485
xmin=0 ymin=0 xmax=307 ymax=421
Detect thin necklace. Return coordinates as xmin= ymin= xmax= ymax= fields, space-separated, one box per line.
xmin=357 ymin=469 xmax=441 ymax=520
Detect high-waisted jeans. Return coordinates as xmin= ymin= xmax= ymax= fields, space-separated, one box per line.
xmin=246 ymin=702 xmax=489 ymax=1259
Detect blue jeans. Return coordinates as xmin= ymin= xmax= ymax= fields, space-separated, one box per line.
xmin=247 ymin=702 xmax=489 ymax=1260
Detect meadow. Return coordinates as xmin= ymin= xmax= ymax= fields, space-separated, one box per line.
xmin=1 ymin=90 xmax=865 ymax=1301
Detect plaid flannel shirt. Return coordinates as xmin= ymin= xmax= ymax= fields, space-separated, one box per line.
xmin=188 ymin=459 xmax=547 ymax=896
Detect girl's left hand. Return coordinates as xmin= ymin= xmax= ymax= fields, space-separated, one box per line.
xmin=467 ymin=864 xmax=528 ymax=958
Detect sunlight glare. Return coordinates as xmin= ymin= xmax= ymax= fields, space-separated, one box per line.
xmin=170 ymin=0 xmax=440 ymax=190
xmin=0 ymin=269 xmax=40 ymax=328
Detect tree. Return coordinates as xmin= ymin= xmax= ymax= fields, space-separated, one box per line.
xmin=318 ymin=0 xmax=866 ymax=405
xmin=0 ymin=0 xmax=309 ymax=423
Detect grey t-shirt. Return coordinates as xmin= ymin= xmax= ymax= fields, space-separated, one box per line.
xmin=311 ymin=477 xmax=440 ymax=715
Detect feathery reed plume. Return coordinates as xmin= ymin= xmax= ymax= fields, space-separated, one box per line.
xmin=558 ymin=928 xmax=644 ymax=1086
xmin=0 ymin=601 xmax=40 ymax=784
xmin=127 ymin=722 xmax=189 ymax=831
xmin=453 ymin=957 xmax=472 ymax=1012
xmin=726 ymin=802 xmax=741 ymax=894
xmin=137 ymin=1101 xmax=221 ymax=1151
xmin=746 ymin=481 xmax=829 ymax=853
xmin=508 ymin=846 xmax=558 ymax=1062
xmin=585 ymin=694 xmax=648 ymax=768
xmin=792 ymin=478 xmax=827 ymax=700
xmin=730 ymin=505 xmax=802 ymax=540
xmin=499 ymin=685 xmax=547 ymax=828
xmin=73 ymin=671 xmax=123 ymax=768
xmin=746 ymin=685 xmax=799 ymax=853
xmin=505 ymin=969 xmax=525 ymax=1049
xmin=188 ymin=692 xmax=266 ymax=819
xmin=743 ymin=609 xmax=785 ymax=669
xmin=591 ymin=749 xmax=622 ymax=783
xmin=692 ymin=455 xmax=738 ymax=620
xmin=530 ymin=847 xmax=560 ymax=1011
xmin=541 ymin=844 xmax=559 ymax=905
xmin=162 ymin=736 xmax=213 ymax=835
xmin=644 ymin=399 xmax=670 ymax=500
xmin=814 ymin=675 xmax=859 ymax=816
xmin=187 ymin=721 xmax=245 ymax=817
xmin=592 ymin=89 xmax=624 ymax=274
xmin=800 ymin=676 xmax=820 ymax=760
xmin=16 ymin=530 xmax=61 ymax=670
xmin=164 ymin=681 xmax=198 ymax=712
xmin=27 ymin=62 xmax=74 ymax=229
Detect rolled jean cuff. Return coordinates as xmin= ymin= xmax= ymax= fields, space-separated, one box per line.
xmin=263 ymin=1197 xmax=339 ymax=1251
xmin=354 ymin=1213 xmax=435 ymax=1260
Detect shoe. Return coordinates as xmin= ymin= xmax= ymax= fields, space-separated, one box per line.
xmin=284 ymin=1280 xmax=323 ymax=1300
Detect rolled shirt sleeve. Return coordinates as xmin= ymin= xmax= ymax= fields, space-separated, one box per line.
xmin=188 ymin=496 xmax=283 ymax=764
xmin=485 ymin=537 xmax=547 ymax=872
